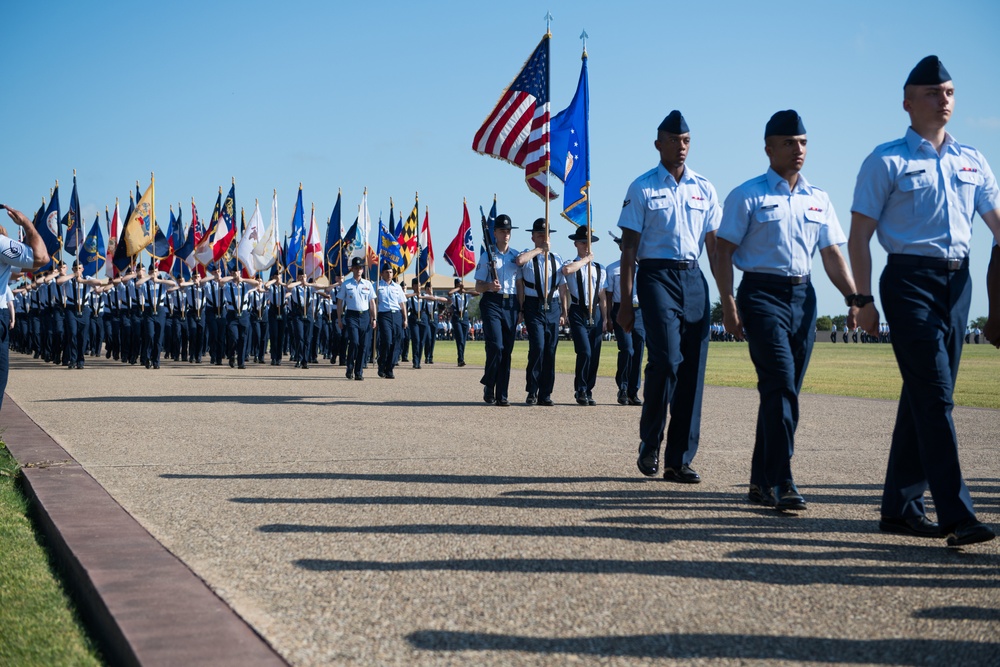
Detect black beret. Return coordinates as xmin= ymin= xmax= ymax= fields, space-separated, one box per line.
xmin=905 ymin=55 xmax=952 ymax=87
xmin=494 ymin=214 xmax=516 ymax=231
xmin=765 ymin=110 xmax=806 ymax=138
xmin=568 ymin=226 xmax=599 ymax=243
xmin=657 ymin=110 xmax=689 ymax=134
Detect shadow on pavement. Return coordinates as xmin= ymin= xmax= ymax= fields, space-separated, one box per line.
xmin=404 ymin=630 xmax=1000 ymax=664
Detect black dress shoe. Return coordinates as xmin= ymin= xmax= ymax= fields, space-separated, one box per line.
xmin=945 ymin=518 xmax=996 ymax=547
xmin=346 ymin=371 xmax=354 ymax=380
xmin=663 ymin=464 xmax=701 ymax=484
xmin=458 ymin=361 xmax=466 ymax=367
xmin=586 ymin=394 xmax=596 ymax=406
xmin=748 ymin=484 xmax=777 ymax=507
xmin=879 ymin=516 xmax=940 ymax=539
xmin=354 ymin=375 xmax=363 ymax=381
xmin=496 ymin=398 xmax=510 ymax=407
xmin=617 ymin=385 xmax=628 ymax=405
xmin=539 ymin=396 xmax=554 ymax=406
xmin=775 ymin=482 xmax=807 ymax=511
xmin=483 ymin=388 xmax=495 ymax=405
xmin=238 ymin=364 xmax=246 ymax=369
xmin=386 ymin=372 xmax=395 ymax=379
xmin=301 ymin=363 xmax=309 ymax=369
xmin=627 ymin=395 xmax=643 ymax=406
xmin=526 ymin=394 xmax=537 ymax=405
xmin=229 ymin=358 xmax=236 ymax=368
xmin=575 ymin=389 xmax=588 ymax=406
xmin=636 ymin=442 xmax=659 ymax=477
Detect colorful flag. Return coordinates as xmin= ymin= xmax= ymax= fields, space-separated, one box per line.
xmin=252 ymin=191 xmax=279 ymax=273
xmin=355 ymin=189 xmax=372 ymax=266
xmin=303 ymin=205 xmax=324 ymax=279
xmin=417 ymin=208 xmax=435 ymax=283
xmin=472 ymin=34 xmax=554 ymax=200
xmin=124 ymin=176 xmax=155 ymax=257
xmin=212 ymin=184 xmax=237 ymax=263
xmin=80 ymin=213 xmax=105 ymax=277
xmin=443 ymin=200 xmax=476 ymax=277
xmin=550 ymin=51 xmax=590 ymax=225
xmin=40 ymin=183 xmax=61 ymax=260
xmin=193 ymin=190 xmax=222 ymax=266
xmin=286 ymin=185 xmax=305 ymax=279
xmin=153 ymin=207 xmax=174 ymax=266
xmin=398 ymin=196 xmax=418 ymax=271
xmin=105 ymin=202 xmax=119 ymax=278
xmin=180 ymin=200 xmax=200 ymax=269
xmin=112 ymin=192 xmax=134 ymax=273
xmin=63 ymin=173 xmax=84 ymax=256
xmin=237 ymin=200 xmax=264 ymax=275
xmin=323 ymin=190 xmax=343 ymax=277
xmin=344 ymin=213 xmax=363 ymax=264
xmin=378 ymin=214 xmax=403 ymax=270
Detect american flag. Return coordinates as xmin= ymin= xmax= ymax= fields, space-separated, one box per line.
xmin=472 ymin=34 xmax=554 ymax=200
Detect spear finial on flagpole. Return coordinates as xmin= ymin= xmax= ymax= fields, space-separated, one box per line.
xmin=580 ymin=29 xmax=589 ymax=56
xmin=545 ymin=10 xmax=553 ymax=35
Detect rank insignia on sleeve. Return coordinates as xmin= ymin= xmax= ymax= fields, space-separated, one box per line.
xmin=622 ymin=199 xmax=630 ymax=208
xmin=2 ymin=245 xmax=18 ymax=259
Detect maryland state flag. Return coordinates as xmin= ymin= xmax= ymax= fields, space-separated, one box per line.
xmin=124 ymin=176 xmax=156 ymax=257
xmin=398 ymin=195 xmax=418 ymax=271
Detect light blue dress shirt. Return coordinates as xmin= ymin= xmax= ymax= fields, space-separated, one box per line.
xmin=475 ymin=247 xmax=521 ymax=295
xmin=520 ymin=250 xmax=565 ymax=298
xmin=377 ymin=279 xmax=406 ymax=312
xmin=0 ymin=235 xmax=34 ymax=297
xmin=851 ymin=127 xmax=1000 ymax=258
xmin=718 ymin=168 xmax=846 ymax=276
xmin=617 ymin=163 xmax=722 ymax=261
xmin=339 ymin=276 xmax=375 ymax=311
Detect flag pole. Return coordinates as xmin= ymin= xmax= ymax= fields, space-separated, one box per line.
xmin=542 ymin=18 xmax=553 ymax=313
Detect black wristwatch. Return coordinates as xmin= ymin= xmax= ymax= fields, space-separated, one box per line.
xmin=845 ymin=293 xmax=875 ymax=308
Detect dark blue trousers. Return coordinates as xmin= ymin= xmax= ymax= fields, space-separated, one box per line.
xmin=522 ymin=296 xmax=560 ymax=399
xmin=344 ymin=311 xmax=371 ymax=377
xmin=142 ymin=309 xmax=167 ymax=366
xmin=452 ymin=316 xmax=469 ymax=364
xmin=610 ymin=302 xmax=646 ymax=400
xmin=226 ymin=311 xmax=251 ymax=365
xmin=268 ymin=309 xmax=284 ymax=362
xmin=636 ymin=268 xmax=708 ymax=467
xmin=737 ymin=278 xmax=815 ymax=488
xmin=568 ymin=303 xmax=603 ymax=397
xmin=377 ymin=311 xmax=402 ymax=374
xmin=408 ymin=314 xmax=425 ymax=366
xmin=290 ymin=312 xmax=312 ymax=363
xmin=879 ymin=263 xmax=975 ymax=530
xmin=480 ymin=293 xmax=519 ymax=401
xmin=64 ymin=306 xmax=91 ymax=367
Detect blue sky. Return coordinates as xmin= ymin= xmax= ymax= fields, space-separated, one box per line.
xmin=3 ymin=0 xmax=999 ymax=319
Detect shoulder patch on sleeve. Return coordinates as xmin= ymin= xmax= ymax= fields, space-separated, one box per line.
xmin=2 ymin=244 xmax=19 ymax=260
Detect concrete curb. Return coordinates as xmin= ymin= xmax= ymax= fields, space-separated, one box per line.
xmin=2 ymin=395 xmax=289 ymax=667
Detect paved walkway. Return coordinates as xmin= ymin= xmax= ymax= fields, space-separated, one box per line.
xmin=4 ymin=352 xmax=999 ymax=666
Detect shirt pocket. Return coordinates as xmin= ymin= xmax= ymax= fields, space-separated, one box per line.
xmin=753 ymin=205 xmax=782 ymax=248
xmin=955 ymin=170 xmax=983 ymax=219
xmin=802 ymin=208 xmax=826 ymax=250
xmin=897 ymin=168 xmax=935 ymax=217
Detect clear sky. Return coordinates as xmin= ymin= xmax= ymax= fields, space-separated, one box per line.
xmin=3 ymin=0 xmax=999 ymax=320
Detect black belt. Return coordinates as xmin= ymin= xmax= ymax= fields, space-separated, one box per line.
xmin=888 ymin=254 xmax=968 ymax=271
xmin=639 ymin=258 xmax=699 ymax=270
xmin=743 ymin=272 xmax=811 ymax=285
xmin=346 ymin=309 xmax=367 ymax=314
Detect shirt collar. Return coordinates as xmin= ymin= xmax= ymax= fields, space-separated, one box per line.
xmin=765 ymin=167 xmax=811 ymax=195
xmin=656 ymin=162 xmax=695 ymax=187
xmin=905 ymin=126 xmax=959 ymax=157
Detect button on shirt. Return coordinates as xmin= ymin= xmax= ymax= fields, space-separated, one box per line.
xmin=717 ymin=168 xmax=846 ymax=276
xmin=851 ymin=127 xmax=1000 ymax=258
xmin=617 ymin=163 xmax=722 ymax=261
xmin=474 ymin=247 xmax=520 ymax=295
xmin=339 ymin=276 xmax=375 ymax=311
xmin=520 ymin=251 xmax=565 ymax=298
xmin=377 ymin=280 xmax=406 ymax=312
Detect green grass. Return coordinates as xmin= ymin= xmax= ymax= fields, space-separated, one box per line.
xmin=0 ymin=442 xmax=104 ymax=667
xmin=453 ymin=338 xmax=1000 ymax=409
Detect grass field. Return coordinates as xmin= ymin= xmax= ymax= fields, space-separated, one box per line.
xmin=0 ymin=442 xmax=103 ymax=667
xmin=451 ymin=338 xmax=1000 ymax=409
